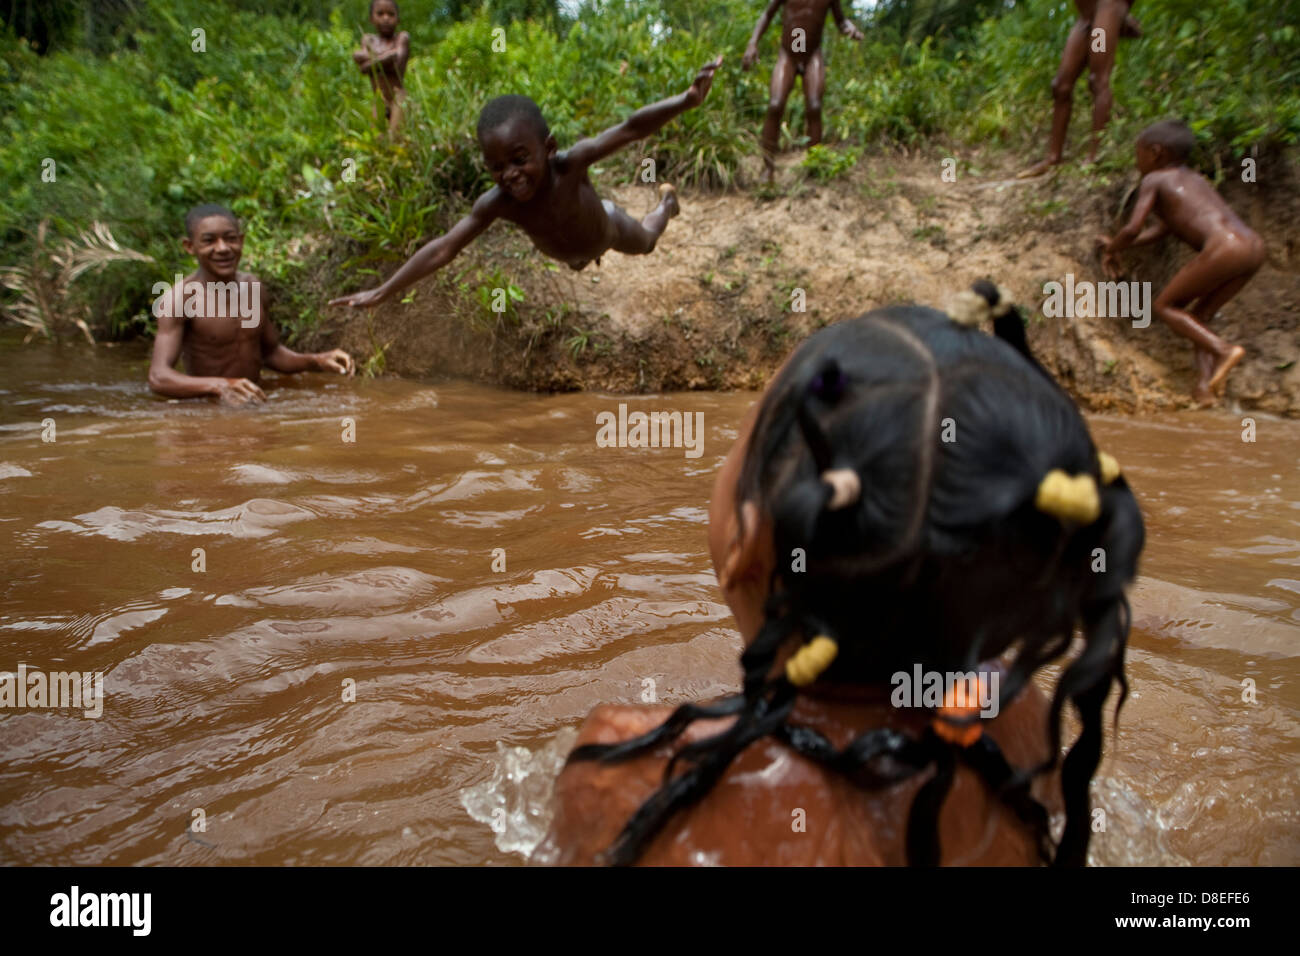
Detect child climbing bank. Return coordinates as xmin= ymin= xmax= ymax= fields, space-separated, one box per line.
xmin=1099 ymin=120 xmax=1263 ymax=406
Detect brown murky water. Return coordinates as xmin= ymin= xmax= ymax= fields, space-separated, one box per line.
xmin=1 ymin=332 xmax=1296 ymax=866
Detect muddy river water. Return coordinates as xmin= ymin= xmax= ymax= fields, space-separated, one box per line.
xmin=1 ymin=334 xmax=1296 ymax=865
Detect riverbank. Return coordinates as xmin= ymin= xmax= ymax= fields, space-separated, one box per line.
xmin=306 ymin=150 xmax=1299 ymax=416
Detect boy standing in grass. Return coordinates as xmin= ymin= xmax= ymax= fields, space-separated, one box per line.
xmin=1099 ymin=121 xmax=1261 ymax=406
xmin=148 ymin=205 xmax=354 ymax=405
xmin=352 ymin=0 xmax=410 ymax=136
xmin=329 ymin=57 xmax=722 ymax=310
xmin=742 ymin=0 xmax=864 ymax=181
xmin=1019 ymin=0 xmax=1142 ymax=177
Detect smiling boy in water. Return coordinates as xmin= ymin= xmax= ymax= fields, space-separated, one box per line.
xmin=1099 ymin=121 xmax=1260 ymax=406
xmin=329 ymin=57 xmax=723 ymax=310
xmin=148 ymin=204 xmax=354 ymax=405
xmin=353 ymin=0 xmax=410 ymax=136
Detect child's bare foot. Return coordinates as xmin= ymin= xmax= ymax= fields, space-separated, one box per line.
xmin=1017 ymin=158 xmax=1060 ymax=179
xmin=658 ymin=183 xmax=680 ymax=218
xmin=1192 ymin=383 xmax=1216 ymax=408
xmin=1207 ymin=345 xmax=1245 ymax=395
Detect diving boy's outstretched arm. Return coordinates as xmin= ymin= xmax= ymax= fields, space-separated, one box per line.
xmin=743 ymin=0 xmax=785 ymax=68
xmin=562 ymin=56 xmax=723 ymax=170
xmin=329 ymin=192 xmax=503 ymax=309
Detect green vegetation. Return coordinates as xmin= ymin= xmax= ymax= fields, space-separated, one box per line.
xmin=1 ymin=0 xmax=1297 ymax=341
xmin=800 ymin=143 xmax=862 ymax=182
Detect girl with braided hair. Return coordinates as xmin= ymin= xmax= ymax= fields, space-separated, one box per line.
xmin=539 ymin=282 xmax=1145 ymax=866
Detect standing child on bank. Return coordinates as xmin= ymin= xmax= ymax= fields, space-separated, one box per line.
xmin=742 ymin=0 xmax=864 ymax=181
xmin=352 ymin=0 xmax=410 ymax=136
xmin=1099 ymin=120 xmax=1261 ymax=406
xmin=539 ymin=282 xmax=1144 ymax=866
xmin=329 ymin=57 xmax=722 ymax=310
xmin=1019 ymin=0 xmax=1142 ymax=177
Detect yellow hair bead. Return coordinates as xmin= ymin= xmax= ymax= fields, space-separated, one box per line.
xmin=785 ymin=636 xmax=839 ymax=687
xmin=1035 ymin=470 xmax=1101 ymax=524
xmin=947 ymin=290 xmax=990 ymax=327
xmin=1098 ymin=451 xmax=1121 ymax=485
xmin=992 ymin=285 xmax=1017 ymax=318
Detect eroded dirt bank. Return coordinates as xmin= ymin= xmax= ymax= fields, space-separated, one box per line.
xmin=312 ymin=150 xmax=1299 ymax=415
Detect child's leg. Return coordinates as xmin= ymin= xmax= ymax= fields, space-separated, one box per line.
xmin=803 ymin=49 xmax=826 ymax=147
xmin=1084 ymin=0 xmax=1129 ymax=162
xmin=761 ymin=50 xmax=798 ymax=178
xmin=1155 ymin=243 xmax=1259 ymax=400
xmin=1190 ymin=271 xmax=1258 ymax=398
xmin=1019 ymin=18 xmax=1090 ymax=177
xmin=605 ymin=185 xmax=680 ymax=256
xmin=387 ymin=89 xmax=407 ymax=136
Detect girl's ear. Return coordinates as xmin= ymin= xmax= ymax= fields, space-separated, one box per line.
xmin=718 ymin=500 xmax=774 ymax=642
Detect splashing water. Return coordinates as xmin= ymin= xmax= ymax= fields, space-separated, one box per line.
xmin=459 ymin=728 xmax=579 ymax=860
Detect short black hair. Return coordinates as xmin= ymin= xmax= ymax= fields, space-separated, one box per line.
xmin=370 ymin=0 xmax=399 ymax=15
xmin=476 ymin=95 xmax=549 ymax=143
xmin=184 ymin=203 xmax=240 ymax=238
xmin=1138 ymin=120 xmax=1196 ymax=162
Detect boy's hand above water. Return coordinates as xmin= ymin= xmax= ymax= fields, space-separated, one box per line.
xmin=684 ymin=55 xmax=724 ymax=108
xmin=216 ymin=378 xmax=267 ymax=405
xmin=313 ymin=349 xmax=356 ymax=376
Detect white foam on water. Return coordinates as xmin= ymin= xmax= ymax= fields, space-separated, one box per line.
xmin=459 ymin=727 xmax=578 ymax=861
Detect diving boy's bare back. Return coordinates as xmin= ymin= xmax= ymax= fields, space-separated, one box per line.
xmin=329 ymin=57 xmax=722 ymax=310
xmin=352 ymin=0 xmax=410 ymax=135
xmin=1100 ymin=122 xmax=1261 ymax=405
xmin=743 ymin=0 xmax=863 ymax=180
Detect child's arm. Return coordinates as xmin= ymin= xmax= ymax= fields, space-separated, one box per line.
xmin=1099 ymin=176 xmax=1159 ymax=275
xmin=830 ymin=0 xmax=865 ymax=41
xmin=260 ymin=313 xmax=355 ymax=376
xmin=562 ymin=56 xmax=723 ymax=171
xmin=743 ymin=0 xmax=785 ymax=69
xmin=353 ymin=37 xmax=375 ymax=73
xmin=329 ymin=193 xmax=503 ymax=309
xmin=147 ymin=310 xmax=266 ymax=403
xmin=373 ymin=32 xmax=410 ymax=72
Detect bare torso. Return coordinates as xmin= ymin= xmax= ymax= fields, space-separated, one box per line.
xmin=362 ymin=32 xmax=408 ymax=100
xmin=780 ymin=0 xmax=837 ymax=63
xmin=496 ymin=154 xmax=613 ymax=268
xmin=1145 ymin=166 xmax=1260 ymax=252
xmin=172 ymin=271 xmax=265 ymax=381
